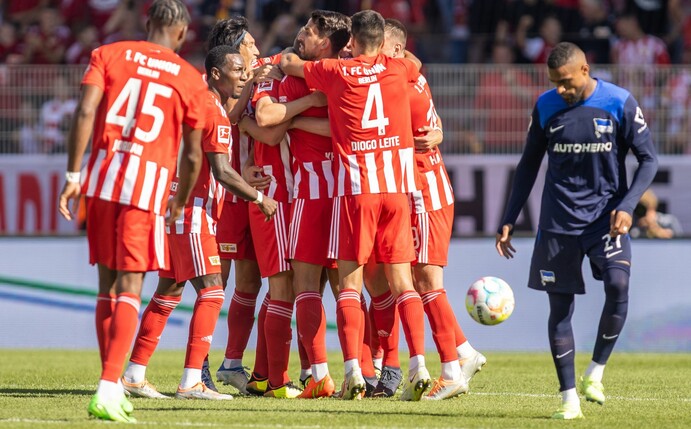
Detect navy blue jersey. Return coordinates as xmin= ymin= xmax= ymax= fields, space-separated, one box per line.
xmin=500 ymin=79 xmax=658 ymax=235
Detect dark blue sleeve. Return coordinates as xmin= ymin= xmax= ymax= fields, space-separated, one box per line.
xmin=616 ymin=96 xmax=658 ymax=215
xmin=498 ymin=106 xmax=548 ymax=233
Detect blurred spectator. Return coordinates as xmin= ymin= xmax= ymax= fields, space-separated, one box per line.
xmin=102 ymin=8 xmax=146 ymax=44
xmin=65 ymin=25 xmax=100 ymax=64
xmin=259 ymin=12 xmax=299 ymax=55
xmin=447 ymin=0 xmax=471 ymax=63
xmin=39 ymin=76 xmax=77 ymax=153
xmin=516 ymin=14 xmax=562 ymax=64
xmin=14 ymin=99 xmax=42 ymax=154
xmin=0 ymin=22 xmax=25 ymax=64
xmin=621 ymin=0 xmax=683 ymax=63
xmin=571 ymin=0 xmax=615 ymax=64
xmin=61 ymin=0 xmax=124 ymax=35
xmin=612 ymin=12 xmax=671 ymax=65
xmin=474 ymin=43 xmax=538 ymax=153
xmin=468 ymin=0 xmax=507 ymax=63
xmin=660 ymin=70 xmax=691 ymax=154
xmin=23 ymin=8 xmax=71 ymax=64
xmin=6 ymin=0 xmax=50 ymax=32
xmin=631 ymin=189 xmax=683 ymax=239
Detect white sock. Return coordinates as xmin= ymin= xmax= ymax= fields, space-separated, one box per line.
xmin=123 ymin=362 xmax=147 ymax=384
xmin=585 ymin=361 xmax=605 ymax=382
xmin=408 ymin=354 xmax=426 ymax=378
xmin=180 ymin=368 xmax=202 ymax=389
xmin=561 ymin=388 xmax=579 ymax=405
xmin=222 ymin=358 xmax=243 ymax=370
xmin=312 ymin=363 xmax=329 ymax=382
xmin=441 ymin=360 xmax=461 ymax=381
xmin=300 ymin=368 xmax=312 ymax=381
xmin=96 ymin=379 xmax=124 ymax=401
xmin=373 ymin=357 xmax=383 ymax=371
xmin=457 ymin=341 xmax=476 ymax=359
xmin=344 ymin=358 xmax=360 ymax=376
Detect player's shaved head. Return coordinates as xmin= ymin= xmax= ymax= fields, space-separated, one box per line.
xmin=351 ymin=10 xmax=385 ymax=51
xmin=384 ymin=18 xmax=407 ymax=45
xmin=547 ymin=42 xmax=586 ymax=70
xmin=147 ymin=0 xmax=190 ymax=28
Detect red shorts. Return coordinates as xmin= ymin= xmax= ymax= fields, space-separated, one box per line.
xmin=329 ymin=194 xmax=415 ymax=265
xmin=86 ymin=197 xmax=168 ymax=272
xmin=216 ymin=200 xmax=256 ymax=261
xmin=288 ymin=198 xmax=335 ymax=267
xmin=412 ymin=204 xmax=454 ymax=266
xmin=159 ymin=232 xmax=222 ymax=283
xmin=248 ymin=201 xmax=291 ymax=278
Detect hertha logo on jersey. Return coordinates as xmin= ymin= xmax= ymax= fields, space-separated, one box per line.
xmin=217 ymin=126 xmax=231 ymax=144
xmin=593 ymin=118 xmax=613 ymax=138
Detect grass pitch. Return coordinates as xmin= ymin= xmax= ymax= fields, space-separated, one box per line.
xmin=0 ymin=350 xmax=689 ymax=428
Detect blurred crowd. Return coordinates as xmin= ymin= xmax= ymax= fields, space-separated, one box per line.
xmin=2 ymin=0 xmax=690 ymax=66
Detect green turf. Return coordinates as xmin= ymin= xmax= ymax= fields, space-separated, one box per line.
xmin=0 ymin=350 xmax=689 ymax=428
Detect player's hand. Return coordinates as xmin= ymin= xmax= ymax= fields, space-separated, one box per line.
xmin=166 ymin=196 xmax=184 ymax=227
xmin=243 ymin=165 xmax=271 ymax=191
xmin=414 ymin=126 xmax=443 ymax=152
xmin=254 ymin=64 xmax=283 ymax=83
xmin=259 ymin=195 xmax=278 ymax=221
xmin=495 ymin=224 xmax=516 ymax=259
xmin=609 ymin=210 xmax=632 ymax=237
xmin=58 ymin=181 xmax=81 ymax=221
xmin=310 ymin=90 xmax=327 ymax=107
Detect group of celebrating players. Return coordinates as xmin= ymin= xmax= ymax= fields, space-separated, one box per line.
xmin=58 ymin=0 xmax=487 ymax=423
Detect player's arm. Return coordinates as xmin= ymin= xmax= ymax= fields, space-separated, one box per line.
xmin=291 ymin=116 xmax=331 ymax=137
xmin=279 ymin=52 xmax=306 ymax=78
xmin=496 ymin=106 xmax=547 ymax=258
xmin=240 ymin=143 xmax=272 ymax=190
xmin=255 ymin=91 xmax=326 ymax=127
xmin=610 ymin=96 xmax=659 ymax=236
xmin=168 ymin=124 xmax=203 ymax=225
xmin=239 ymin=114 xmax=289 ymax=146
xmin=58 ymin=84 xmax=103 ymax=221
xmin=208 ymin=152 xmax=277 ymax=220
xmin=403 ymin=49 xmax=422 ymax=71
xmin=414 ymin=117 xmax=443 ymax=151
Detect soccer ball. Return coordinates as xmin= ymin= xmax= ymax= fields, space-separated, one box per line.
xmin=465 ymin=276 xmax=515 ymax=325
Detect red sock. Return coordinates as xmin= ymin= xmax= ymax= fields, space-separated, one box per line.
xmin=101 ymin=293 xmax=141 ymax=382
xmin=252 ymin=294 xmax=270 ymax=378
xmin=224 ymin=290 xmax=258 ymax=360
xmin=336 ymin=289 xmax=363 ymax=362
xmin=371 ymin=290 xmax=400 ymax=367
xmin=421 ymin=290 xmax=458 ymax=363
xmin=453 ymin=313 xmax=467 ymax=347
xmin=130 ymin=293 xmax=181 ymax=365
xmin=396 ymin=290 xmax=426 ymax=358
xmin=185 ymin=286 xmax=224 ymax=369
xmin=360 ymin=295 xmax=376 ymax=378
xmin=264 ymin=299 xmax=293 ymax=388
xmin=298 ymin=331 xmax=310 ymax=371
xmin=295 ymin=291 xmax=327 ymax=365
xmin=95 ymin=294 xmax=115 ymax=366
xmin=368 ymin=301 xmax=383 ymax=360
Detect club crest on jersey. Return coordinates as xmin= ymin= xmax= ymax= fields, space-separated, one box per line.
xmin=593 ymin=118 xmax=613 ymax=138
xmin=217 ymin=126 xmax=231 ymax=144
xmin=540 ymin=270 xmax=556 ymax=286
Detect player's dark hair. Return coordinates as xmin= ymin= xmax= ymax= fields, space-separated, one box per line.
xmin=384 ymin=18 xmax=407 ymax=44
xmin=351 ymin=10 xmax=385 ymax=51
xmin=207 ymin=16 xmax=249 ymax=50
xmin=310 ymin=9 xmax=351 ymax=54
xmin=205 ymin=45 xmax=241 ymax=76
xmin=547 ymin=42 xmax=582 ymax=69
xmin=147 ymin=0 xmax=190 ymax=28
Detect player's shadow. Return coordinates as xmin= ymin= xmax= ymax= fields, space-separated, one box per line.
xmin=0 ymin=388 xmax=93 ymax=397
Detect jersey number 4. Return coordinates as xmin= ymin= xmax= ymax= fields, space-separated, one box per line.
xmin=361 ymin=83 xmax=389 ymax=135
xmin=105 ymin=77 xmax=173 ymax=143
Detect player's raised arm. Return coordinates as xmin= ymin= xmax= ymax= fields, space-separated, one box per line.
xmin=279 ymin=51 xmax=306 ymax=78
xmin=59 ymin=83 xmax=103 ymax=221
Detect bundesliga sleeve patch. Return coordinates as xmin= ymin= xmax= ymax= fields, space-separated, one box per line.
xmin=217 ymin=126 xmax=231 ymax=144
xmin=257 ymin=81 xmax=274 ymax=92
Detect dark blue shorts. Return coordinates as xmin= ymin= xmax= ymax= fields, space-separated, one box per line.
xmin=528 ymin=227 xmax=632 ymax=295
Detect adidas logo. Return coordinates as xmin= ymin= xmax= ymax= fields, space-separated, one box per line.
xmin=201 ymin=335 xmax=213 ymax=343
xmin=377 ymin=330 xmax=390 ymax=337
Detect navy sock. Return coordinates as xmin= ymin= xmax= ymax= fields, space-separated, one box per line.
xmin=548 ymin=293 xmax=576 ymax=391
xmin=593 ymin=268 xmax=629 ymax=364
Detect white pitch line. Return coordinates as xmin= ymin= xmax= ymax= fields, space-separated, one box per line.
xmin=472 ymin=391 xmax=691 ymax=402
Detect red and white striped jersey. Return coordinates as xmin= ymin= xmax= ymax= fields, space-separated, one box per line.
xmin=225 ymin=125 xmax=252 ymax=202
xmin=81 ymin=40 xmax=207 ymax=215
xmin=279 ymin=75 xmax=333 ymax=200
xmin=612 ymin=35 xmax=670 ymax=65
xmin=408 ymin=75 xmax=454 ymax=214
xmin=303 ymin=54 xmax=420 ymax=196
xmin=167 ymin=91 xmax=230 ymax=235
xmin=251 ymin=68 xmax=294 ymax=204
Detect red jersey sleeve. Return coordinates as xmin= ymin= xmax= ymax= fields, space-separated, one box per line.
xmin=251 ymin=79 xmax=280 ymax=107
xmin=303 ymin=59 xmax=339 ymax=93
xmin=82 ymin=47 xmax=106 ymax=89
xmin=203 ymin=94 xmax=232 ymax=155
